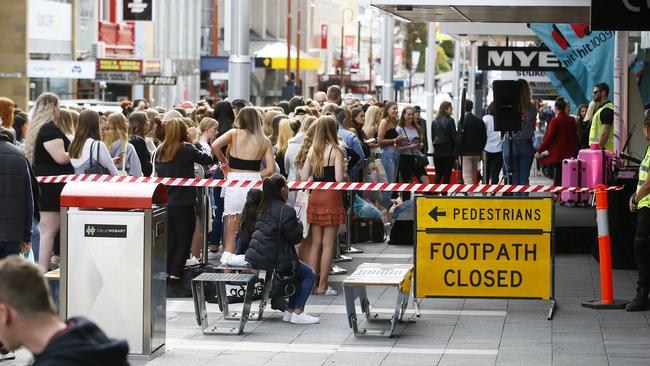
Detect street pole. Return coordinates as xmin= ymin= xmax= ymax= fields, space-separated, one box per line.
xmin=424 ymin=22 xmax=437 ymax=157
xmin=296 ymin=0 xmax=301 ymax=92
xmin=452 ymin=40 xmax=461 ymax=120
xmin=381 ymin=14 xmax=394 ymax=101
xmin=340 ymin=12 xmax=345 ymax=89
xmin=227 ymin=0 xmax=250 ymax=101
xmin=287 ymin=0 xmax=292 ymax=80
xmin=369 ymin=29 xmax=373 ymax=94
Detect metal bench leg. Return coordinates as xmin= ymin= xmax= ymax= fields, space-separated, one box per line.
xmin=192 ymin=281 xmax=207 ymax=330
xmin=256 ymin=271 xmax=273 ymax=320
xmin=216 ymin=281 xmax=231 ymax=319
xmin=238 ymin=281 xmax=255 ymax=334
xmin=343 ymin=285 xmax=359 ymax=332
xmin=390 ymin=290 xmax=407 ymax=337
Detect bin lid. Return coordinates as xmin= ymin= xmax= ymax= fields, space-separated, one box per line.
xmin=60 ymin=182 xmax=168 ymax=209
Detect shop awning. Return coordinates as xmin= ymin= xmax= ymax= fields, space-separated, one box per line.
xmin=255 ymin=42 xmax=320 ymax=70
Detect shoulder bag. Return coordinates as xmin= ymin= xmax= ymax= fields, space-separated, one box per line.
xmin=84 ymin=140 xmax=110 ymax=175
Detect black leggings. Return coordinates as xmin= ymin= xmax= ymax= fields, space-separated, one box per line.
xmin=167 ymin=205 xmax=196 ymax=277
xmin=485 ymin=151 xmax=503 ymax=184
xmin=433 ymin=156 xmax=455 ymax=184
xmin=398 ymin=155 xmax=428 ymax=183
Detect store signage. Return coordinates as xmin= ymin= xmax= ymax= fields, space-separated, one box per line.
xmin=28 ymin=0 xmax=72 ymax=42
xmin=496 ymin=70 xmax=549 ymax=83
xmin=142 ymin=60 xmax=162 ymax=75
xmin=122 ymin=0 xmax=153 ymax=21
xmin=139 ymin=76 xmax=177 ymax=85
xmin=27 ymin=60 xmax=95 ymax=79
xmin=478 ymin=46 xmax=562 ymax=71
xmin=415 ymin=197 xmax=553 ymax=300
xmin=96 ymin=59 xmax=143 ymax=72
xmin=84 ymin=224 xmax=127 ymax=238
xmin=591 ymin=0 xmax=650 ymax=30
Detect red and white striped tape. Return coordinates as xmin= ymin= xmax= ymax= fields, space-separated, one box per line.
xmin=36 ymin=174 xmax=623 ymax=194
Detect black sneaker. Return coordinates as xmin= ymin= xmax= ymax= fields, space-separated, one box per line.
xmin=626 ymin=290 xmax=649 ymax=312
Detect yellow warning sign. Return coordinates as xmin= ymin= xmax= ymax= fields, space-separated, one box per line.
xmin=416 ymin=197 xmax=552 ymax=231
xmin=416 ymin=232 xmax=551 ymax=299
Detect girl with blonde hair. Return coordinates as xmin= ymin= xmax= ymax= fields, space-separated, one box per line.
xmin=104 ymin=112 xmax=143 ymax=176
xmin=23 ymin=92 xmax=74 ymax=271
xmin=211 ymin=106 xmax=275 ymax=265
xmin=274 ymin=118 xmax=295 ymax=178
xmin=301 ymin=116 xmax=346 ymax=296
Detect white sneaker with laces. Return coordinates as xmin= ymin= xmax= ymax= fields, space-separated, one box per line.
xmin=282 ymin=311 xmax=293 ymax=322
xmin=220 ymin=251 xmax=232 ymax=265
xmin=290 ymin=312 xmax=320 ymax=324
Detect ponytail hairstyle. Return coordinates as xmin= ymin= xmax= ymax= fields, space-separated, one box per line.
xmin=257 ymin=173 xmax=288 ymax=216
xmin=238 ymin=188 xmax=263 ymax=243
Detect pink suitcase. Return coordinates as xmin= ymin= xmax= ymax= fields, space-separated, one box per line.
xmin=560 ymin=158 xmax=588 ymax=205
xmin=577 ymin=148 xmax=613 ymax=188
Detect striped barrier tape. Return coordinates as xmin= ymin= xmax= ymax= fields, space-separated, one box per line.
xmin=36 ymin=174 xmax=624 ymax=194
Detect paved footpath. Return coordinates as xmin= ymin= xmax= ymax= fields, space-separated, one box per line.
xmin=8 ymin=241 xmax=650 ymax=366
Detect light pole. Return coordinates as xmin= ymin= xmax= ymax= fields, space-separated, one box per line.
xmin=368 ymin=13 xmax=379 ymax=95
xmin=340 ymin=7 xmax=353 ymax=91
xmin=408 ymin=33 xmax=422 ymax=103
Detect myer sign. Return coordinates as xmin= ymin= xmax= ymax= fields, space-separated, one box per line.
xmin=478 ymin=47 xmax=563 ymax=71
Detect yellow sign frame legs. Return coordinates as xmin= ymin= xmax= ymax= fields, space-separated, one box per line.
xmin=414 ymin=196 xmax=556 ymax=320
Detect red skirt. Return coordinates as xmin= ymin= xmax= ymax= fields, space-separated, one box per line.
xmin=307 ymin=190 xmax=345 ymax=226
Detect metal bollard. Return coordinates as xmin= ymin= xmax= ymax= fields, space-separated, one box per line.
xmin=581 ymin=184 xmax=628 ymax=309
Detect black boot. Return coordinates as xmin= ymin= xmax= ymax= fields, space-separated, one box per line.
xmin=626 ymin=289 xmax=649 ymax=312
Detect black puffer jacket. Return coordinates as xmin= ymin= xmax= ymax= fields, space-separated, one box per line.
xmin=245 ymin=199 xmax=303 ymax=273
xmin=0 ymin=134 xmax=33 ymax=243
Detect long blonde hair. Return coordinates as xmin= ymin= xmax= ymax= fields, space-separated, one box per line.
xmin=104 ymin=112 xmax=129 ymax=150
xmin=363 ymin=105 xmax=382 ymax=138
xmin=295 ymin=122 xmax=318 ymax=172
xmin=308 ymin=116 xmax=341 ymax=178
xmin=262 ymin=109 xmax=281 ymax=139
xmin=235 ymin=107 xmax=266 ymax=146
xmin=57 ymin=109 xmax=75 ymax=137
xmin=24 ymin=92 xmax=59 ymax=163
xmin=275 ymin=118 xmax=294 ymax=155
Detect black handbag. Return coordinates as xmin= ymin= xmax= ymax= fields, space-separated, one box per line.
xmin=270 ymin=207 xmax=298 ymax=298
xmin=84 ymin=140 xmax=110 ymax=174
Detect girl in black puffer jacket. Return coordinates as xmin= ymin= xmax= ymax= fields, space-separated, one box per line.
xmin=245 ymin=174 xmax=320 ymax=325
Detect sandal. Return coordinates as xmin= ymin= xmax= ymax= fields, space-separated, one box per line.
xmin=315 ymin=286 xmax=338 ymax=296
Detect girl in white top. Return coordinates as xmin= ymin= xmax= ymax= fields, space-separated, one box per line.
xmin=69 ymin=110 xmax=118 ymax=175
xmin=482 ymin=102 xmax=503 ymax=184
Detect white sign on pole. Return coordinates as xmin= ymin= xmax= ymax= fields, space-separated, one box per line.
xmin=28 ymin=0 xmax=72 ymax=42
xmin=27 ymin=60 xmax=96 ymax=79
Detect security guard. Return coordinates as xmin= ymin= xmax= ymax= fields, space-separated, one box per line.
xmin=627 ymin=112 xmax=650 ymax=311
xmin=589 ymin=83 xmax=615 ymax=152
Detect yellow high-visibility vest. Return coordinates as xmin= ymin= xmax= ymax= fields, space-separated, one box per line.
xmin=589 ymin=102 xmax=615 ymax=151
xmin=638 ymin=145 xmax=650 ymax=209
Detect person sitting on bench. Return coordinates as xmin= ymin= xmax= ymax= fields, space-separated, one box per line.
xmin=245 ymin=174 xmax=320 ymax=324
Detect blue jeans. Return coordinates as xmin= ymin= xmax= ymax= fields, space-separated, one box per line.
xmin=502 ymin=139 xmax=535 ymax=196
xmin=287 ymin=261 xmax=316 ymax=310
xmin=31 ymin=219 xmax=40 ymax=262
xmin=381 ymin=147 xmax=400 ymax=209
xmin=0 ymin=242 xmax=21 ymax=260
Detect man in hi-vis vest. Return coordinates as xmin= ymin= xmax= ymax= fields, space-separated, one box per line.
xmin=627 ymin=112 xmax=650 ymax=311
xmin=589 ymin=83 xmax=615 ymax=151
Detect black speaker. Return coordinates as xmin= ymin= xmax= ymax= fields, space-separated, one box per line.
xmin=493 ymin=80 xmax=521 ymax=132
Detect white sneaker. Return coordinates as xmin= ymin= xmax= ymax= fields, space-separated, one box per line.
xmin=290 ymin=312 xmax=320 ymax=324
xmin=283 ymin=311 xmax=293 ymax=322
xmin=220 ymin=251 xmax=233 ymax=265
xmin=229 ymin=254 xmax=249 ymax=267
